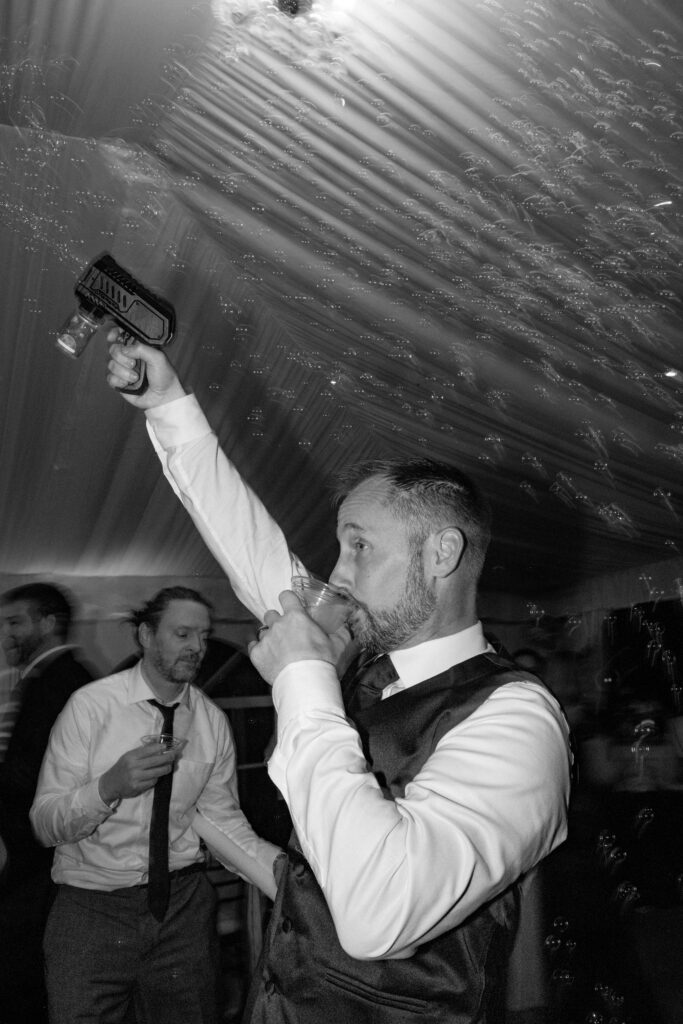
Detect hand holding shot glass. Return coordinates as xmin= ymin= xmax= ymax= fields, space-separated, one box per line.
xmin=290 ymin=575 xmax=354 ymax=634
xmin=250 ymin=576 xmax=356 ymax=684
xmin=141 ymin=734 xmax=187 ymax=755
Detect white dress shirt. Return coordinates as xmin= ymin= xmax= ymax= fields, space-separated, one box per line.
xmin=146 ymin=394 xmax=572 ymax=959
xmin=30 ymin=661 xmax=280 ymax=891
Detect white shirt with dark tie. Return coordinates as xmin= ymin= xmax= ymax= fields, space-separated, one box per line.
xmin=31 ymin=661 xmax=280 ymax=892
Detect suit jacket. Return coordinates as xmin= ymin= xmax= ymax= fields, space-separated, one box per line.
xmin=0 ymin=648 xmax=93 ymax=878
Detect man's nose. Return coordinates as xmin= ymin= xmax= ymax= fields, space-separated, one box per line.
xmin=329 ymin=557 xmax=351 ymax=592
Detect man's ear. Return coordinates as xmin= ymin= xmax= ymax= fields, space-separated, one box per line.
xmin=426 ymin=527 xmax=466 ymax=578
xmin=39 ymin=613 xmax=57 ymax=638
xmin=138 ymin=622 xmax=153 ymax=651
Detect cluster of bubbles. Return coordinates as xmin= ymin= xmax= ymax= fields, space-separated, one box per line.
xmin=157 ymin=21 xmax=680 ymax=421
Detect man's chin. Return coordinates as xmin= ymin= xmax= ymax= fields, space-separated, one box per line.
xmin=350 ymin=620 xmax=380 ymax=655
xmin=171 ymin=663 xmax=199 ymax=684
xmin=348 ymin=612 xmax=367 ymax=644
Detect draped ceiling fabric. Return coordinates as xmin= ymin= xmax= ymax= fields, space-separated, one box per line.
xmin=0 ymin=0 xmax=682 ymax=639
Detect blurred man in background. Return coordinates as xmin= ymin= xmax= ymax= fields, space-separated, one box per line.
xmin=0 ymin=582 xmax=94 ymax=1024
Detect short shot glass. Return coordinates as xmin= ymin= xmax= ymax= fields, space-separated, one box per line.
xmin=141 ymin=733 xmax=187 ymax=754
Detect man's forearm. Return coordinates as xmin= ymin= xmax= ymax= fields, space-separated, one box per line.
xmin=145 ymin=395 xmax=305 ymax=619
xmin=193 ymin=811 xmax=281 ymax=900
xmin=30 ymin=777 xmax=114 ymax=847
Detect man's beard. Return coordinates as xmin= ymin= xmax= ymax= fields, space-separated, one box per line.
xmin=352 ymin=547 xmax=436 ymax=656
xmin=150 ymin=650 xmax=201 ymax=685
xmin=2 ymin=635 xmax=40 ymax=668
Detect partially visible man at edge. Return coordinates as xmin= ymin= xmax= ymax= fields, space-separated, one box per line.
xmin=106 ymin=335 xmax=573 ymax=1024
xmin=0 ymin=583 xmax=94 ymax=1024
xmin=0 ymin=583 xmax=94 ymax=879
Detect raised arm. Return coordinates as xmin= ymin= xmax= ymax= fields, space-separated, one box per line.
xmin=106 ymin=335 xmax=306 ymax=620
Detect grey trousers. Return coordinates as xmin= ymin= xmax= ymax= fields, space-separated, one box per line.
xmin=43 ymin=872 xmax=219 ymax=1024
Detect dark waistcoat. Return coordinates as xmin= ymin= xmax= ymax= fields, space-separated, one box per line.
xmin=245 ymin=652 xmax=527 ymax=1024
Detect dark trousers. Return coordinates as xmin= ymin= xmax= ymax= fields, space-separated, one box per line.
xmin=0 ymin=866 xmax=54 ymax=1023
xmin=44 ymin=872 xmax=219 ymax=1024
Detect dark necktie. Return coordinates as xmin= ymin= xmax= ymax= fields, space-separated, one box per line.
xmin=346 ymin=654 xmax=399 ymax=714
xmin=147 ymin=699 xmax=178 ymax=921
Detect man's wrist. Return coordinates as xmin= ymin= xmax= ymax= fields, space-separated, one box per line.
xmin=148 ymin=380 xmax=187 ymax=407
xmin=272 ymin=660 xmax=342 ymax=722
xmin=98 ymin=776 xmax=120 ymax=810
xmin=145 ymin=392 xmax=212 ymax=450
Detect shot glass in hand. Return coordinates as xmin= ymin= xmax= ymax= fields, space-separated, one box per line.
xmin=141 ymin=734 xmax=187 ymax=755
xmin=290 ymin=575 xmax=354 ymax=634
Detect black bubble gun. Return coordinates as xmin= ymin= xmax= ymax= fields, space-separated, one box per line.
xmin=55 ymin=252 xmax=176 ymax=394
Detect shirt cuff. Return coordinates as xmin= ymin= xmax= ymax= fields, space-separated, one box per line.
xmin=145 ymin=393 xmax=212 ymax=449
xmin=91 ymin=778 xmax=119 ymax=817
xmin=271 ymin=660 xmax=344 ymax=728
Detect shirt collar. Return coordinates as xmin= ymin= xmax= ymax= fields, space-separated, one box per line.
xmin=388 ymin=622 xmax=491 ymax=689
xmin=127 ymin=660 xmax=191 ymax=708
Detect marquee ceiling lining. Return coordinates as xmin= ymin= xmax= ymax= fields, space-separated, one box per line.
xmin=0 ymin=0 xmax=682 ymax=616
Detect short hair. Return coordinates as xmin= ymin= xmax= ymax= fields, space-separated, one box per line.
xmin=127 ymin=586 xmax=213 ymax=635
xmin=333 ymin=458 xmax=492 ymax=582
xmin=0 ymin=582 xmax=74 ymax=639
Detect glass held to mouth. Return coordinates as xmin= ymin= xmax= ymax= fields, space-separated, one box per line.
xmin=290 ymin=575 xmax=354 ymax=634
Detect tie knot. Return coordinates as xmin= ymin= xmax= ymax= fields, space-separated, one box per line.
xmin=359 ymin=654 xmax=398 ymax=692
xmin=148 ymin=699 xmax=178 ymax=734
xmin=346 ymin=654 xmax=399 ymax=712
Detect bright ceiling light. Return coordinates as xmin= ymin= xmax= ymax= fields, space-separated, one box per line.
xmin=212 ymin=0 xmax=356 ymax=25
